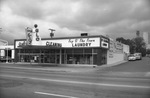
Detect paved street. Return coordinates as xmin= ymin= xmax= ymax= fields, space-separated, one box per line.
xmin=101 ymin=57 xmax=150 ymax=72
xmin=0 ymin=57 xmax=150 ymax=98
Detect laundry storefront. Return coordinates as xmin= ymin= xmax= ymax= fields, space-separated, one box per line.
xmin=14 ymin=35 xmax=109 ymax=66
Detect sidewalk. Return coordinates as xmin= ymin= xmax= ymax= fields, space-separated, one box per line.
xmin=0 ymin=60 xmax=128 ymax=73
xmin=100 ymin=60 xmax=127 ymax=68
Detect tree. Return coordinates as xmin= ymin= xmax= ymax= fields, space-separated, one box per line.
xmin=128 ymin=39 xmax=136 ymax=54
xmin=116 ymin=37 xmax=135 ymax=54
xmin=132 ymin=37 xmax=146 ymax=56
xmin=116 ymin=36 xmax=146 ymax=56
xmin=146 ymin=49 xmax=150 ymax=54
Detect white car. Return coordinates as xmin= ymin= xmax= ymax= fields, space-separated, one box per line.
xmin=128 ymin=54 xmax=136 ymax=61
xmin=134 ymin=53 xmax=142 ymax=60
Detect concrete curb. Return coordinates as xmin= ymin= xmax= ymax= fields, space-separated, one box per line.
xmin=100 ymin=60 xmax=128 ymax=68
xmin=0 ymin=60 xmax=128 ymax=68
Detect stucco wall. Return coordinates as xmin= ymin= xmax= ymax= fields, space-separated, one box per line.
xmin=107 ymin=39 xmax=126 ymax=64
xmin=123 ymin=44 xmax=130 ymax=54
xmin=107 ymin=52 xmax=124 ymax=64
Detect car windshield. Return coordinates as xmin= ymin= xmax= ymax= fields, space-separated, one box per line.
xmin=129 ymin=54 xmax=134 ymax=56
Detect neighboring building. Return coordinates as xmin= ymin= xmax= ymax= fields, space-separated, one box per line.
xmin=107 ymin=38 xmax=129 ymax=64
xmin=143 ymin=32 xmax=149 ymax=45
xmin=0 ymin=39 xmax=15 ymax=62
xmin=0 ymin=39 xmax=8 ymax=46
xmin=136 ymin=30 xmax=140 ymax=37
xmin=143 ymin=32 xmax=150 ymax=49
xmin=123 ymin=44 xmax=130 ymax=54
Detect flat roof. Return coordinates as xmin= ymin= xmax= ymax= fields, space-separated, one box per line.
xmin=14 ymin=35 xmax=109 ymax=41
xmin=14 ymin=35 xmax=110 ymax=49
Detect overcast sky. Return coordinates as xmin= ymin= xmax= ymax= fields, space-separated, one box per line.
xmin=0 ymin=0 xmax=150 ymax=44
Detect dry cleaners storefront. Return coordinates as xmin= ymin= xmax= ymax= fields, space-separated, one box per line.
xmin=14 ymin=35 xmax=109 ymax=66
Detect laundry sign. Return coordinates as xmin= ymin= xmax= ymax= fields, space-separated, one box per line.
xmin=67 ymin=37 xmax=100 ymax=47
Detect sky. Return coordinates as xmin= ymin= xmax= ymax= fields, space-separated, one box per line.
xmin=0 ymin=0 xmax=150 ymax=45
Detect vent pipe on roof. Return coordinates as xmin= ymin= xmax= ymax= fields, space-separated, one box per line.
xmin=81 ymin=33 xmax=88 ymax=36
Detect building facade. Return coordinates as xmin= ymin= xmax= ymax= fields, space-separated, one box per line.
xmin=14 ymin=35 xmax=110 ymax=65
xmin=107 ymin=38 xmax=129 ymax=64
xmin=0 ymin=39 xmax=14 ymax=62
xmin=13 ymin=25 xmax=129 ymax=66
xmin=143 ymin=32 xmax=150 ymax=49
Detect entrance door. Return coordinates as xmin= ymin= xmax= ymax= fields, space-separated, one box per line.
xmin=56 ymin=55 xmax=60 ymax=64
xmin=101 ymin=49 xmax=107 ymax=64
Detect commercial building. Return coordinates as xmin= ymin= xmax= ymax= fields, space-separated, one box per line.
xmin=14 ymin=35 xmax=110 ymax=65
xmin=107 ymin=38 xmax=129 ymax=64
xmin=13 ymin=25 xmax=129 ymax=66
xmin=143 ymin=32 xmax=150 ymax=49
xmin=0 ymin=39 xmax=14 ymax=62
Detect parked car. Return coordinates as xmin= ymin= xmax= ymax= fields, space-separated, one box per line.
xmin=0 ymin=56 xmax=13 ymax=62
xmin=128 ymin=54 xmax=136 ymax=61
xmin=134 ymin=53 xmax=142 ymax=60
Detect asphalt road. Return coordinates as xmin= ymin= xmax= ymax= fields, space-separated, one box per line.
xmin=0 ymin=57 xmax=150 ymax=98
xmin=101 ymin=57 xmax=150 ymax=72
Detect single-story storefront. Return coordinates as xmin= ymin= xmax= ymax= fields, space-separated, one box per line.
xmin=14 ymin=35 xmax=110 ymax=66
xmin=0 ymin=45 xmax=14 ymax=62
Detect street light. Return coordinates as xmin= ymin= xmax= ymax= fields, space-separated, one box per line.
xmin=49 ymin=28 xmax=55 ymax=38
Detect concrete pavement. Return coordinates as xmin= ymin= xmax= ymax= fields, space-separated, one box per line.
xmin=0 ymin=58 xmax=150 ymax=98
xmin=1 ymin=59 xmax=150 ymax=78
xmin=0 ymin=60 xmax=127 ymax=73
xmin=0 ymin=63 xmax=150 ymax=98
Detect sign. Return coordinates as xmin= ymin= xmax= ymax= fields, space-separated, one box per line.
xmin=108 ymin=40 xmax=123 ymax=59
xmin=108 ymin=40 xmax=114 ymax=58
xmin=68 ymin=38 xmax=99 ymax=47
xmin=25 ymin=27 xmax=32 ymax=45
xmin=101 ymin=37 xmax=109 ymax=49
xmin=25 ymin=24 xmax=42 ymax=46
xmin=15 ymin=37 xmax=101 ymax=48
xmin=41 ymin=37 xmax=100 ymax=48
xmin=31 ymin=27 xmax=42 ymax=45
xmin=15 ymin=41 xmax=27 ymax=48
xmin=114 ymin=41 xmax=123 ymax=53
xmin=15 ymin=40 xmax=62 ymax=48
xmin=46 ymin=41 xmax=62 ymax=47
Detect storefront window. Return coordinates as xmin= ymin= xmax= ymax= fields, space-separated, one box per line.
xmin=66 ymin=49 xmax=72 ymax=53
xmin=84 ymin=49 xmax=92 ymax=53
xmin=93 ymin=48 xmax=97 ymax=53
xmin=74 ymin=49 xmax=83 ymax=54
xmin=62 ymin=48 xmax=94 ymax=64
xmin=16 ymin=47 xmax=107 ymax=65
